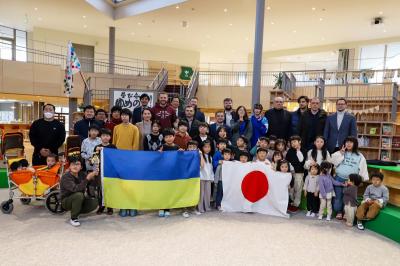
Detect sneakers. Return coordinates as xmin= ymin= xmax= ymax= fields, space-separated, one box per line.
xmin=70 ymin=218 xmax=80 ymax=227
xmin=182 ymin=211 xmax=190 ymax=218
xmin=326 ymin=215 xmax=331 ymax=221
xmin=106 ymin=208 xmax=113 ymax=215
xmin=158 ymin=210 xmax=165 ymax=217
xmin=96 ymin=206 xmax=105 ymax=215
xmin=310 ymin=213 xmax=316 ymax=217
xmin=357 ymin=221 xmax=365 ymax=230
xmin=119 ymin=209 xmax=128 ymax=217
xmin=164 ymin=211 xmax=170 ymax=217
xmin=194 ymin=210 xmax=202 ymax=215
xmin=306 ymin=211 xmax=311 ymax=217
xmin=318 ymin=215 xmax=323 ymax=220
xmin=129 ymin=209 xmax=138 ymax=217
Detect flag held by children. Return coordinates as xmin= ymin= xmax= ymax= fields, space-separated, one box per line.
xmin=101 ymin=149 xmax=200 ymax=209
xmin=221 ymin=162 xmax=292 ymax=218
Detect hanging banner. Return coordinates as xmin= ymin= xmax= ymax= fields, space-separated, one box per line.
xmin=109 ymin=89 xmax=157 ymax=112
xmin=179 ymin=66 xmax=193 ymax=80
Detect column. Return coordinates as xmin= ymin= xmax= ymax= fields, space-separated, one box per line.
xmin=251 ymin=0 xmax=265 ymax=106
xmin=109 ymin=26 xmax=115 ymax=74
xmin=69 ymin=98 xmax=78 ymax=134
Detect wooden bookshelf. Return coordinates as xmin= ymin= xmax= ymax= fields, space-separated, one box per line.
xmin=358 ymin=120 xmax=400 ymax=162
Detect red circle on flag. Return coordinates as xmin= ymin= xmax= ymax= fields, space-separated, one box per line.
xmin=241 ymin=171 xmax=269 ymax=203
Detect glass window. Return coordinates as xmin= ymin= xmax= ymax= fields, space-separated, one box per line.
xmin=0 ymin=39 xmax=12 ymax=60
xmin=386 ymin=43 xmax=400 ymax=69
xmin=359 ymin=44 xmax=385 ymax=70
xmin=16 ymin=30 xmax=27 ymax=62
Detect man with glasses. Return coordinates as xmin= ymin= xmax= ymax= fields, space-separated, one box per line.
xmin=324 ymin=98 xmax=357 ymax=153
xmin=265 ymin=97 xmax=292 ymax=140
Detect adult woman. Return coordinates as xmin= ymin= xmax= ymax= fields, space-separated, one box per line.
xmin=135 ymin=108 xmax=152 ymax=150
xmin=331 ymin=136 xmax=369 ymax=220
xmin=230 ymin=106 xmax=252 ymax=147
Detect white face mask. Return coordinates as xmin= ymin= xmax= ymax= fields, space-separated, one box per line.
xmin=44 ymin=112 xmax=54 ymax=119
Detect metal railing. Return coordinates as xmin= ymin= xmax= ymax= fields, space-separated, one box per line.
xmin=185 ymin=69 xmax=199 ymax=104
xmin=148 ymin=68 xmax=168 ymax=92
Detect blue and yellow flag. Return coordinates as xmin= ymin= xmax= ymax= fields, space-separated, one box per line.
xmin=101 ymin=149 xmax=200 ymax=209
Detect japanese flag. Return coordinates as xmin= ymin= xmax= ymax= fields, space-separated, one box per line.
xmin=221 ymin=161 xmax=292 ymax=218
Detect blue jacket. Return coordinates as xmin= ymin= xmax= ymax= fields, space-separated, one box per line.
xmin=212 ymin=150 xmax=223 ymax=171
xmin=194 ymin=108 xmax=206 ymax=122
xmin=74 ymin=118 xmax=103 ymax=141
xmin=323 ymin=112 xmax=357 ymax=153
xmin=250 ymin=115 xmax=268 ymax=148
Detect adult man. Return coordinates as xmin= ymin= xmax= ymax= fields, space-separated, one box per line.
xmin=298 ymin=97 xmax=327 ymax=150
xmin=182 ymin=105 xmax=201 ymax=138
xmin=324 ymin=98 xmax=357 ymax=153
xmin=190 ymin=97 xmax=205 ymax=122
xmin=223 ymin=98 xmax=237 ymax=127
xmin=29 ymin=103 xmax=66 ymax=166
xmin=150 ymin=92 xmax=176 ymax=129
xmin=132 ymin=93 xmax=150 ymax=124
xmin=95 ymin=109 xmax=107 ymax=128
xmin=74 ymin=105 xmax=103 ymax=141
xmin=60 ymin=157 xmax=98 ymax=227
xmin=250 ymin=103 xmax=268 ymax=148
xmin=291 ymin=96 xmax=309 ymax=135
xmin=171 ymin=96 xmax=184 ymax=118
xmin=265 ymin=97 xmax=292 ymax=140
xmin=209 ymin=111 xmax=232 ymax=140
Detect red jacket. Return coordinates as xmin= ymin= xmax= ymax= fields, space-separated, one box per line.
xmin=151 ymin=103 xmax=177 ymax=129
xmin=174 ymin=132 xmax=192 ymax=150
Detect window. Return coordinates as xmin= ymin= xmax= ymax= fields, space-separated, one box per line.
xmin=386 ymin=43 xmax=400 ymax=69
xmin=359 ymin=44 xmax=385 ymax=70
xmin=0 ymin=25 xmax=27 ymax=61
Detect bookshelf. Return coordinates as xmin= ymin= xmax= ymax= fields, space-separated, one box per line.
xmin=358 ymin=121 xmax=400 ymax=162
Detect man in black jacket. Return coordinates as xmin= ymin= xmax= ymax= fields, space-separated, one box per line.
xmin=182 ymin=105 xmax=201 ymax=138
xmin=298 ymin=97 xmax=327 ymax=150
xmin=60 ymin=157 xmax=98 ymax=227
xmin=132 ymin=93 xmax=150 ymax=124
xmin=29 ymin=103 xmax=66 ymax=166
xmin=265 ymin=97 xmax=292 ymax=140
xmin=74 ymin=105 xmax=103 ymax=141
xmin=223 ymin=98 xmax=237 ymax=127
xmin=190 ymin=97 xmax=205 ymax=122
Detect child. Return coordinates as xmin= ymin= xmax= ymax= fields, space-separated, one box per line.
xmin=276 ymin=159 xmax=290 ymax=173
xmin=143 ymin=120 xmax=164 ymax=151
xmin=331 ymin=136 xmax=368 ymax=220
xmin=81 ymin=125 xmax=101 ymax=171
xmin=215 ymin=126 xmax=232 ymax=147
xmin=343 ymin=173 xmax=362 ymax=227
xmin=194 ymin=122 xmax=216 ymax=156
xmin=212 ymin=139 xmax=228 ymax=171
xmin=304 ymin=136 xmax=331 ymax=170
xmin=255 ymin=148 xmax=271 ymax=166
xmin=250 ymin=137 xmax=269 ymax=158
xmin=318 ymin=161 xmax=346 ymax=221
xmin=112 ymin=108 xmax=139 ymax=217
xmin=17 ymin=159 xmax=35 ymax=173
xmin=233 ymin=136 xmax=250 ymax=161
xmin=286 ymin=135 xmax=307 ymax=212
xmin=303 ymin=164 xmax=320 ymax=217
xmin=238 ymin=151 xmax=250 ymax=163
xmin=94 ymin=128 xmax=117 ymax=215
xmin=356 ymin=172 xmax=389 ymax=230
xmin=271 ymin=151 xmax=284 ymax=171
xmin=45 ymin=153 xmax=58 ymax=169
xmin=112 ymin=108 xmax=140 ymax=151
xmin=160 ymin=128 xmax=180 ymax=152
xmin=182 ymin=140 xmax=200 ymax=218
xmin=198 ymin=140 xmax=214 ymax=213
xmin=274 ymin=139 xmax=287 ymax=158
xmin=268 ymin=135 xmax=277 ymax=150
xmin=214 ymin=148 xmax=232 ymax=210
xmin=174 ymin=121 xmax=192 ymax=150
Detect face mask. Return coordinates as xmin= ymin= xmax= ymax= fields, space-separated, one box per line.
xmin=44 ymin=112 xmax=54 ymax=119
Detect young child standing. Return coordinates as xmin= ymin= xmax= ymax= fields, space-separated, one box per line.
xmin=233 ymin=136 xmax=251 ymax=161
xmin=112 ymin=108 xmax=139 ymax=217
xmin=254 ymin=148 xmax=272 ymax=166
xmin=343 ymin=173 xmax=362 ymax=227
xmin=250 ymin=137 xmax=269 ymax=157
xmin=81 ymin=125 xmax=101 ymax=171
xmin=194 ymin=122 xmax=215 ymax=156
xmin=214 ymin=148 xmax=232 ymax=210
xmin=215 ymin=126 xmax=232 ymax=147
xmin=143 ymin=121 xmax=164 ymax=151
xmin=271 ymin=151 xmax=284 ymax=171
xmin=198 ymin=140 xmax=214 ymax=213
xmin=212 ymin=139 xmax=228 ymax=171
xmin=356 ymin=172 xmax=389 ymax=230
xmin=318 ymin=161 xmax=346 ymax=221
xmin=303 ymin=164 xmax=320 ymax=217
xmin=286 ymin=135 xmax=307 ymax=212
xmin=182 ymin=140 xmax=200 ymax=218
xmin=304 ymin=136 xmax=331 ymax=170
xmin=94 ymin=128 xmax=117 ymax=215
xmin=174 ymin=121 xmax=192 ymax=150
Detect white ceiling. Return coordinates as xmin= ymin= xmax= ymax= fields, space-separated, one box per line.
xmin=0 ymin=0 xmax=399 ymax=61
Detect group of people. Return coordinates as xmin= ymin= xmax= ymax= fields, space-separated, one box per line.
xmin=27 ymin=94 xmax=389 ymax=228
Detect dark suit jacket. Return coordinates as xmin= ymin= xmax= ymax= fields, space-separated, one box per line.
xmin=298 ymin=109 xmax=327 ymax=149
xmin=323 ymin=112 xmax=357 ymax=153
xmin=182 ymin=118 xmax=201 ymax=138
xmin=194 ymin=108 xmax=206 ymax=122
xmin=132 ymin=106 xmax=146 ymax=124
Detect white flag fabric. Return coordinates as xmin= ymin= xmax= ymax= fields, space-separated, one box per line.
xmin=221 ymin=161 xmax=292 ymax=218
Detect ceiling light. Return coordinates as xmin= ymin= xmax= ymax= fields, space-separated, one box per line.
xmin=34 ymin=7 xmax=38 ymax=11
xmin=38 ymin=17 xmax=43 ymax=21
xmin=137 ymin=22 xmax=142 ymax=26
xmin=229 ymin=23 xmax=233 ymax=26
xmin=130 ymin=32 xmax=135 ymax=35
xmin=82 ymin=15 xmax=86 ymax=19
xmin=379 ymin=11 xmax=383 ymax=15
xmin=267 ymin=6 xmax=271 ymax=10
xmin=245 ymin=37 xmax=249 ymax=41
xmin=292 ymin=30 xmax=297 ymax=33
xmin=223 ymin=8 xmax=228 ymax=12
xmin=319 ymin=18 xmax=323 ymax=21
xmin=383 ymin=29 xmax=387 ymax=33
xmin=83 ymin=25 xmax=87 ymax=28
xmin=270 ymin=21 xmax=275 ymax=25
xmin=311 ymin=7 xmax=316 ymax=11
xmin=176 ymin=5 xmax=179 ymax=9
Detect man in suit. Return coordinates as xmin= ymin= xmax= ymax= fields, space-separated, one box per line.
xmin=171 ymin=96 xmax=185 ymax=118
xmin=223 ymin=98 xmax=237 ymax=127
xmin=190 ymin=97 xmax=206 ymax=122
xmin=182 ymin=105 xmax=201 ymax=138
xmin=324 ymin=98 xmax=357 ymax=153
xmin=132 ymin=93 xmax=150 ymax=124
xmin=209 ymin=111 xmax=232 ymax=140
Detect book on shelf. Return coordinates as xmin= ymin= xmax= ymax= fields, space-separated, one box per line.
xmin=358 ymin=136 xmax=369 ymax=147
xmin=393 ymin=137 xmax=400 ymax=148
xmin=380 ymin=150 xmax=390 ymax=161
xmin=369 ymin=128 xmax=377 ymax=135
xmin=381 ymin=137 xmax=392 ymax=149
xmin=382 ymin=124 xmax=393 ymax=135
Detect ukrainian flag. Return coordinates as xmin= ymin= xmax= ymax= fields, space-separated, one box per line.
xmin=101 ymin=148 xmax=200 ymax=209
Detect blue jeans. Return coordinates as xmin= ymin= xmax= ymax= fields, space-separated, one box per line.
xmin=333 ymin=176 xmax=346 ymax=213
xmin=216 ymin=181 xmax=223 ymax=208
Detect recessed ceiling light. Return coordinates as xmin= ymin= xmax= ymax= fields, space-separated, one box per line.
xmin=137 ymin=22 xmax=142 ymax=26
xmin=82 ymin=15 xmax=86 ymax=19
xmin=383 ymin=29 xmax=387 ymax=33
xmin=292 ymin=30 xmax=297 ymax=33
xmin=83 ymin=25 xmax=87 ymax=28
xmin=245 ymin=37 xmax=249 ymax=41
xmin=229 ymin=23 xmax=233 ymax=26
xmin=379 ymin=11 xmax=383 ymax=15
xmin=223 ymin=8 xmax=228 ymax=12
xmin=38 ymin=17 xmax=43 ymax=21
xmin=311 ymin=7 xmax=316 ymax=11
xmin=267 ymin=6 xmax=271 ymax=10
xmin=34 ymin=7 xmax=38 ymax=11
xmin=176 ymin=5 xmax=179 ymax=9
xmin=130 ymin=32 xmax=135 ymax=35
xmin=270 ymin=21 xmax=275 ymax=25
xmin=319 ymin=18 xmax=323 ymax=21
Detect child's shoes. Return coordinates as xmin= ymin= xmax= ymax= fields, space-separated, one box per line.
xmin=158 ymin=210 xmax=165 ymax=217
xmin=129 ymin=209 xmax=137 ymax=217
xmin=326 ymin=215 xmax=331 ymax=221
xmin=357 ymin=221 xmax=365 ymax=230
xmin=119 ymin=209 xmax=128 ymax=217
xmin=310 ymin=213 xmax=316 ymax=217
xmin=306 ymin=211 xmax=311 ymax=217
xmin=182 ymin=211 xmax=190 ymax=218
xmin=164 ymin=211 xmax=171 ymax=217
xmin=318 ymin=215 xmax=323 ymax=220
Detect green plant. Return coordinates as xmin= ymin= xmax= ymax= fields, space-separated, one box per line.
xmin=273 ymin=72 xmax=283 ymax=90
